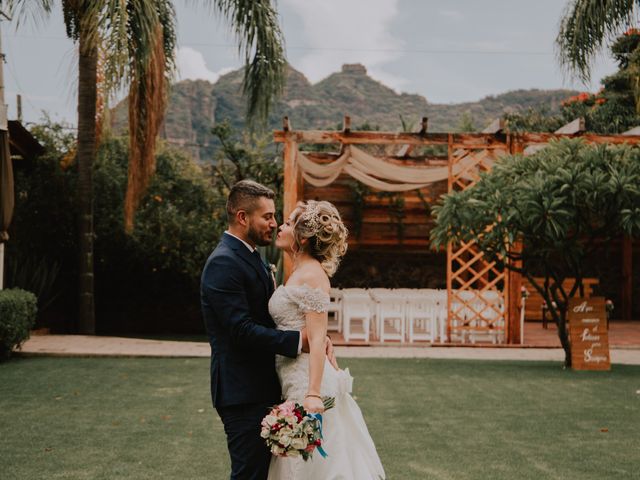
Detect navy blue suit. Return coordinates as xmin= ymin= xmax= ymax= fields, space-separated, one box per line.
xmin=201 ymin=233 xmax=299 ymax=479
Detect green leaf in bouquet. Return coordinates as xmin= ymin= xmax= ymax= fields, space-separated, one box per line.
xmin=322 ymin=396 xmax=335 ymax=410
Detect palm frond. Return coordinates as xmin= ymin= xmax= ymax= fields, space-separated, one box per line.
xmin=557 ymin=0 xmax=638 ymax=82
xmin=190 ymin=0 xmax=287 ymax=122
xmin=122 ymin=0 xmax=176 ymax=232
xmin=4 ymin=0 xmax=54 ymax=29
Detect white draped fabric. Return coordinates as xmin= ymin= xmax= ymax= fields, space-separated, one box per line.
xmin=295 ymin=145 xmax=484 ymax=191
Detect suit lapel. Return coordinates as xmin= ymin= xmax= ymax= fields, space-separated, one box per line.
xmin=223 ymin=234 xmax=270 ymax=294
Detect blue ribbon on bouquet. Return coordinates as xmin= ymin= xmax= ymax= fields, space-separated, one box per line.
xmin=309 ymin=413 xmax=328 ymax=458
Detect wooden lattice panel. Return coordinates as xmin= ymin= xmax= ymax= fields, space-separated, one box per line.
xmin=447 ymin=147 xmax=509 ymax=343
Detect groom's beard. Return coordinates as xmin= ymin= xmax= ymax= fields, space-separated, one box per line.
xmin=247 ymin=223 xmax=274 ymax=247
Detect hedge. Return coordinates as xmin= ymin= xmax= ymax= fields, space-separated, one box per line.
xmin=0 ymin=288 xmax=37 ymax=359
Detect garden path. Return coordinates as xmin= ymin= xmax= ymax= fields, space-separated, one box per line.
xmin=16 ymin=332 xmax=640 ymax=365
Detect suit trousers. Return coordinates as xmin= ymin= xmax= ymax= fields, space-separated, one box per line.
xmin=216 ymin=402 xmax=273 ymax=480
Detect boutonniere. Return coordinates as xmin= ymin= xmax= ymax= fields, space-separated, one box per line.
xmin=269 ymin=263 xmax=278 ymax=274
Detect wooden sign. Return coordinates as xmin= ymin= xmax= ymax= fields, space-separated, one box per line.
xmin=568 ymin=297 xmax=610 ymax=371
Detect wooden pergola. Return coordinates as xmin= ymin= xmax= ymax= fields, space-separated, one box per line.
xmin=274 ymin=116 xmax=638 ymax=344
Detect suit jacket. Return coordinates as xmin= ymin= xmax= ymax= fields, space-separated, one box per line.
xmin=201 ymin=233 xmax=299 ymax=408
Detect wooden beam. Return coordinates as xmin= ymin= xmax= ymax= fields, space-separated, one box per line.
xmin=274 ymin=130 xmax=511 ymax=147
xmin=622 ymin=236 xmax=633 ymax=321
xmin=275 ymin=128 xmax=640 ymax=146
xmin=515 ymin=132 xmax=640 ymax=144
xmin=554 ymin=117 xmax=585 ymax=134
xmin=481 ymin=118 xmax=504 ymax=134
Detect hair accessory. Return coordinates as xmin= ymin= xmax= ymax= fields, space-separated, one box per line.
xmin=301 ymin=202 xmax=323 ymax=232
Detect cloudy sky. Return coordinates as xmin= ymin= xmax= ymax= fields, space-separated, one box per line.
xmin=1 ymin=0 xmax=620 ymax=126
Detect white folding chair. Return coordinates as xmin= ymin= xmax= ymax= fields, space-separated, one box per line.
xmin=327 ymin=288 xmax=343 ymax=333
xmin=406 ymin=290 xmax=437 ymax=343
xmin=341 ymin=290 xmax=371 ymax=342
xmin=369 ymin=289 xmax=405 ymax=343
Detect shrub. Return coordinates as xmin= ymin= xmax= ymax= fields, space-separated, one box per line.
xmin=0 ymin=288 xmax=37 ymax=359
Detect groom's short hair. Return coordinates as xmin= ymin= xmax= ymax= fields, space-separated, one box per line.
xmin=226 ymin=180 xmax=275 ymax=224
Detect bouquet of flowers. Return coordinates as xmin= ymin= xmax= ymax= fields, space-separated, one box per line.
xmin=261 ymin=397 xmax=335 ymax=461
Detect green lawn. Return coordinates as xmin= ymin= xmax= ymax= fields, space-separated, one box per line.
xmin=1 ymin=357 xmax=638 ymax=479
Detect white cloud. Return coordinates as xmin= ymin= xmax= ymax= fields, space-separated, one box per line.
xmin=282 ymin=0 xmax=405 ymax=89
xmin=176 ymin=47 xmax=233 ymax=83
xmin=367 ymin=68 xmax=409 ymax=93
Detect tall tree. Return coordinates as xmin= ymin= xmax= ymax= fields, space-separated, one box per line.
xmin=431 ymin=140 xmax=640 ymax=367
xmin=8 ymin=0 xmax=287 ymax=333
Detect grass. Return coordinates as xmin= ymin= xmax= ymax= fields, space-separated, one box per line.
xmin=1 ymin=357 xmax=639 ymax=479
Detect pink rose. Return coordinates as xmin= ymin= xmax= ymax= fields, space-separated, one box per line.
xmin=278 ymin=401 xmax=296 ymax=417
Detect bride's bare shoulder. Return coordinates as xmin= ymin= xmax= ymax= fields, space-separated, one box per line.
xmin=294 ymin=260 xmax=330 ymax=293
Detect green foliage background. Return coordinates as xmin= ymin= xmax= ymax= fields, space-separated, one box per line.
xmin=7 ymin=122 xmax=228 ymax=333
xmin=507 ymin=30 xmax=640 ymax=134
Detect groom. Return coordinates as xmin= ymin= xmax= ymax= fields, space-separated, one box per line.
xmin=201 ymin=180 xmax=331 ymax=479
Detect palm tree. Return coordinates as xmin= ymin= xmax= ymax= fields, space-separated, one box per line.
xmin=8 ymin=0 xmax=287 ymax=333
xmin=556 ymin=0 xmax=638 ymax=82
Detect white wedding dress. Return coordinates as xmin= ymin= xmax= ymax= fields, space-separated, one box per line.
xmin=267 ymin=284 xmax=385 ymax=480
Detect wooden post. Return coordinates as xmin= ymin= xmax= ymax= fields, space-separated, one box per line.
xmin=446 ymin=133 xmax=453 ymax=343
xmin=507 ymin=135 xmax=524 ymax=343
xmin=622 ymin=236 xmax=632 ymax=321
xmin=282 ymin=117 xmax=301 ymax=280
xmin=343 ymin=115 xmax=351 ymax=133
xmin=420 ymin=117 xmax=428 ymax=134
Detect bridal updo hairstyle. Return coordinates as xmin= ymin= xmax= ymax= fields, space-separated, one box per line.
xmin=290 ymin=200 xmax=348 ymax=277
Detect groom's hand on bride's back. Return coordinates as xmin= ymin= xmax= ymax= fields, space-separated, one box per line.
xmin=325 ymin=337 xmax=339 ymax=370
xmin=300 ymin=328 xmax=339 ymax=370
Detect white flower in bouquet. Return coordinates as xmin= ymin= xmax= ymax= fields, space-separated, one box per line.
xmin=264 ymin=414 xmax=278 ymax=426
xmin=279 ymin=430 xmax=293 ymax=447
xmin=291 ymin=437 xmax=308 ymax=450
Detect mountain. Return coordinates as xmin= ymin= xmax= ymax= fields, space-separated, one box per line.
xmin=112 ymin=64 xmax=577 ymax=162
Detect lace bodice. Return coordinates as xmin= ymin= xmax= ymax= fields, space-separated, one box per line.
xmin=268 ymin=284 xmax=330 ymax=331
xmin=269 ymin=284 xmax=352 ymax=403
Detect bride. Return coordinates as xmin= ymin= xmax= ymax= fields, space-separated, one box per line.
xmin=267 ymin=200 xmax=385 ymax=480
